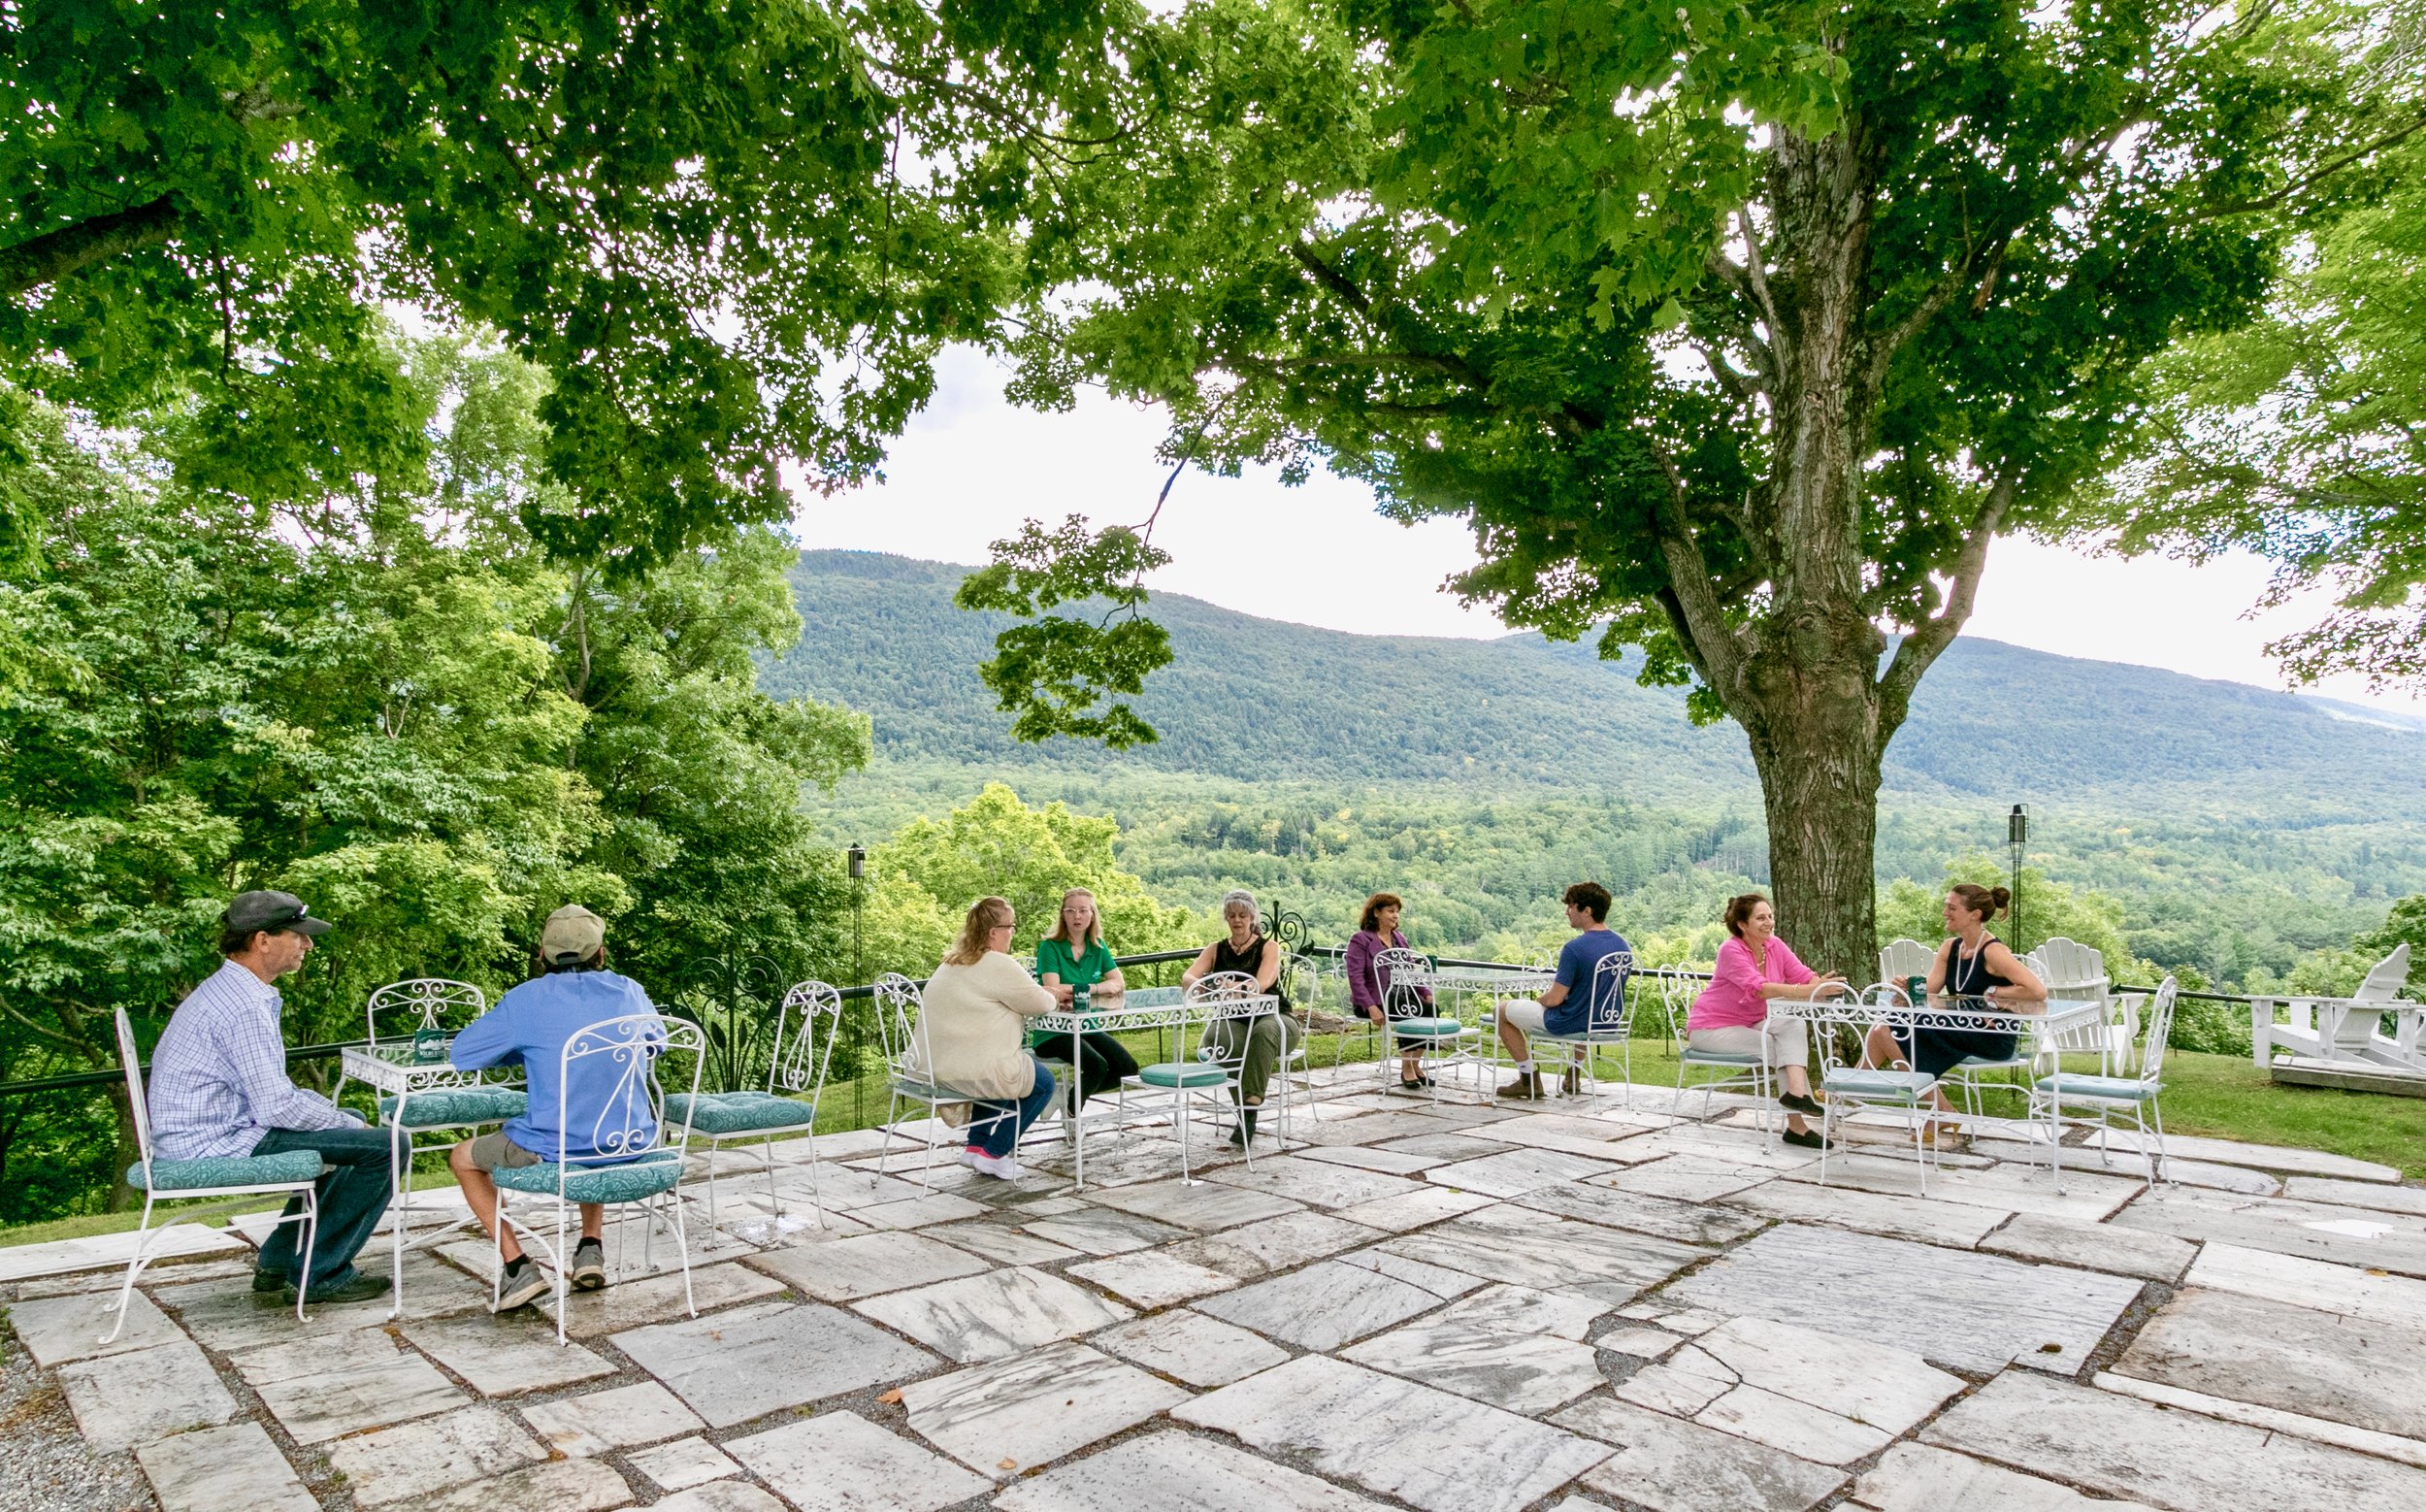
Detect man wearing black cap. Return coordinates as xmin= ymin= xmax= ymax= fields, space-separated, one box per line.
xmin=148 ymin=891 xmax=396 ymax=1304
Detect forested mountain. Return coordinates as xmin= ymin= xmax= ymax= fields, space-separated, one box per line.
xmin=769 ymin=550 xmax=2422 ymax=812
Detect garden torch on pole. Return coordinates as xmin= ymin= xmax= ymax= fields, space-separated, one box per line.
xmin=847 ymin=843 xmax=866 ymax=1122
xmin=2008 ymin=805 xmax=2028 ymax=951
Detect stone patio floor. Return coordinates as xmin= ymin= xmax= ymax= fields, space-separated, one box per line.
xmin=7 ymin=1066 xmax=2426 ymax=1512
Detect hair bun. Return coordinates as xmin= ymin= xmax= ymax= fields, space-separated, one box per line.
xmin=1989 ymin=886 xmax=2012 ymax=911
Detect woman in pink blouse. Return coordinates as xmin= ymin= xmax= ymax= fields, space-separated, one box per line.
xmin=1688 ymin=893 xmax=1843 ymax=1149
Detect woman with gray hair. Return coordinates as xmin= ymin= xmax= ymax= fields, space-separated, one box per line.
xmin=1180 ymin=890 xmax=1296 ymax=1147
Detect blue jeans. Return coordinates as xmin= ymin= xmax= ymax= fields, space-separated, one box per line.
xmin=967 ymin=1057 xmax=1056 ymax=1158
xmin=251 ymin=1124 xmax=396 ymax=1289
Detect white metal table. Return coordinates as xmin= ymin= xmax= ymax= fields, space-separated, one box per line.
xmin=1395 ymin=965 xmax=1551 ymax=1088
xmin=336 ymin=1042 xmax=523 ymax=1315
xmin=1029 ymin=991 xmax=1278 ymax=1188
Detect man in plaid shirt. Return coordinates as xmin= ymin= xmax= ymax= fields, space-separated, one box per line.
xmin=148 ymin=891 xmax=395 ymax=1304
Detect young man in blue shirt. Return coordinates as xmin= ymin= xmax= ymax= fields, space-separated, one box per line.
xmin=447 ymin=904 xmax=663 ymax=1312
xmin=1496 ymin=882 xmax=1630 ymax=1101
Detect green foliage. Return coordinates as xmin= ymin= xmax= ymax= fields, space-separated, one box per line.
xmin=0 ymin=339 xmax=869 ymax=1220
xmin=0 ymin=0 xmax=1132 ymax=571
xmin=2357 ymin=895 xmax=2426 ymax=995
xmin=953 ymin=516 xmax=1172 ymax=748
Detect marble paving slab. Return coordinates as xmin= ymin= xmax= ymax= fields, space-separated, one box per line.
xmin=1205 ymin=1154 xmax=1432 ymax=1208
xmin=1596 ymin=1325 xmax=1687 ymax=1359
xmin=654 ymin=1486 xmax=786 ymax=1512
xmin=13 ymin=1254 xmax=252 ymax=1298
xmin=994 ymin=1429 xmax=1388 ymax=1512
xmin=2092 ymin=1369 xmax=2426 ymax=1470
xmin=3 ymin=1287 xmax=183 ymax=1366
xmin=2181 ymin=1240 xmax=2426 ymax=1328
xmin=1977 ymin=1212 xmax=2197 ymax=1283
xmin=158 ymin=1255 xmax=487 ymax=1353
xmin=1328 ymin=1186 xmax=1498 ymax=1233
xmin=135 ymin=1421 xmax=317 ymax=1512
xmin=410 ymin=1456 xmax=634 ymax=1512
xmin=399 ymin=1313 xmax=618 ymax=1396
xmin=1342 ymin=1319 xmax=1605 ymax=1414
xmin=1688 ymin=1316 xmax=1967 ymax=1437
xmin=1671 ymin=1224 xmax=2143 ymax=1375
xmin=2112 ymin=1285 xmax=2426 ymax=1438
xmin=56 ymin=1334 xmax=241 ymax=1453
xmin=631 ymin=1435 xmax=741 ymax=1492
xmin=1020 ymin=1207 xmax=1192 ymax=1256
xmin=901 ymin=1339 xmax=1190 ymax=1478
xmin=560 ymin=1260 xmax=789 ymax=1338
xmin=1085 ymin=1178 xmax=1305 ymax=1231
xmin=324 ymin=1404 xmax=547 ymax=1505
xmin=1850 ymin=1443 xmax=2160 ymax=1511
xmin=1295 ymin=1144 xmax=1443 ymax=1176
xmin=1511 ymin=1181 xmax=1770 ymax=1246
xmin=1720 ymin=1178 xmax=2011 ymax=1249
xmin=850 ymin=1192 xmax=995 ymax=1231
xmin=1065 ymin=1249 xmax=1241 ymax=1308
xmin=1486 ymin=1111 xmax=1661 ymax=1146
xmin=1923 ymin=1368 xmax=2426 ymax=1511
xmin=1432 ymin=1281 xmax=1610 ymax=1339
xmin=0 ymin=1221 xmax=245 ymax=1283
xmin=740 ymin=1229 xmax=993 ymax=1301
xmin=1777 ymin=1152 xmax=2146 ymax=1224
xmin=1597 ymin=1154 xmax=1777 ymax=1202
xmin=2115 ymin=1185 xmax=2426 ymax=1276
xmin=726 ymin=1409 xmax=993 ymax=1512
xmin=2284 ymin=1175 xmax=2426 ymax=1216
xmin=519 ymin=1380 xmax=705 ymax=1457
xmin=1378 ymin=1205 xmax=1705 ymax=1295
xmin=1193 ymin=1259 xmax=1457 ymax=1350
xmin=1090 ymin=1310 xmax=1289 ymax=1387
xmin=1175 ymin=1354 xmax=1612 ymax=1512
xmin=922 ymin=1220 xmax=1084 ymax=1266
xmin=1550 ymin=1394 xmax=1848 ymax=1512
xmin=852 ymin=1265 xmax=1133 ymax=1363
xmin=612 ymin=1299 xmax=938 ymax=1427
xmin=1163 ymin=1210 xmax=1386 ymax=1279
xmin=234 ymin=1327 xmax=469 ymax=1443
xmin=2092 ymin=1130 xmax=2400 ymax=1183
xmin=1333 ymin=1245 xmax=1490 ymax=1299
xmin=1424 ymin=1146 xmax=1635 ymax=1198
xmin=1373 ymin=1132 xmax=1519 ymax=1165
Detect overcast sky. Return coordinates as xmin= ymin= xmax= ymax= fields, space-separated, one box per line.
xmin=791 ymin=345 xmax=2422 ymax=717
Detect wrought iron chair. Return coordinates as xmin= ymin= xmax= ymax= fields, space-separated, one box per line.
xmin=1533 ymin=949 xmax=1637 ymax=1108
xmin=102 ymin=1006 xmax=325 ymax=1343
xmin=1939 ymin=950 xmax=2050 ymax=1115
xmin=665 ymin=980 xmax=841 ymax=1225
xmin=1371 ymin=946 xmax=1479 ymax=1097
xmin=1817 ymin=982 xmax=1946 ymax=1193
xmin=489 ymin=1012 xmax=702 ymax=1345
xmin=1663 ymin=967 xmax=1773 ymax=1119
xmin=2034 ymin=977 xmax=2180 ymax=1192
xmin=1269 ymin=952 xmax=1326 ymax=1137
xmin=871 ymin=972 xmax=968 ymax=1193
xmin=1131 ymin=971 xmax=1271 ymax=1180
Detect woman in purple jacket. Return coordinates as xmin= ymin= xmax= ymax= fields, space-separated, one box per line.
xmin=1344 ymin=892 xmax=1434 ymax=1091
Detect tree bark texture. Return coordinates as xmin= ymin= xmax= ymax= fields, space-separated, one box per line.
xmin=0 ymin=194 xmax=180 ymax=299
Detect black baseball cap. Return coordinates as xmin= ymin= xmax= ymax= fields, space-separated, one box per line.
xmin=223 ymin=891 xmax=331 ymax=937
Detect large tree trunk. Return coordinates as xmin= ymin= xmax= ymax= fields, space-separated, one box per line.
xmin=1741 ymin=666 xmax=1887 ymax=981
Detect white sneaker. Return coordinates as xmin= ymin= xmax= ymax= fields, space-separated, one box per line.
xmin=958 ymin=1146 xmax=984 ymax=1169
xmin=966 ymin=1150 xmax=1024 ymax=1181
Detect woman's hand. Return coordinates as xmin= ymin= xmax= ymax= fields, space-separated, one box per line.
xmin=1051 ymin=982 xmax=1075 ymax=1006
xmin=1366 ymin=1005 xmax=1386 ymax=1026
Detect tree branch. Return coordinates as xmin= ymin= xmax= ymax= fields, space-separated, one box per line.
xmin=1641 ymin=430 xmax=1748 ymax=698
xmin=0 ymin=193 xmax=180 ymax=298
xmin=2192 ymin=109 xmax=2426 ymax=221
xmin=1877 ymin=471 xmax=2016 ymax=719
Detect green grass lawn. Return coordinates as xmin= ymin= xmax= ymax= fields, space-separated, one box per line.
xmin=9 ymin=1034 xmax=2420 ymax=1249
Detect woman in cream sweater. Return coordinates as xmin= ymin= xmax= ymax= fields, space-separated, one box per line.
xmin=914 ymin=896 xmax=1059 ymax=1179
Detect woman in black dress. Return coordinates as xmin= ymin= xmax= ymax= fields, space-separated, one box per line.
xmin=1180 ymin=890 xmax=1297 ymax=1148
xmin=1862 ymin=882 xmax=2045 ymax=1141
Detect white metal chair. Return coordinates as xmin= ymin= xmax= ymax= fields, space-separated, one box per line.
xmin=1877 ymin=937 xmax=1937 ymax=993
xmin=1270 ymin=952 xmax=1325 ymax=1137
xmin=666 ymin=980 xmax=840 ymax=1225
xmin=101 ymin=1007 xmax=326 ymax=1343
xmin=1131 ymin=972 xmax=1269 ymax=1180
xmin=489 ymin=1012 xmax=700 ymax=1345
xmin=872 ymin=972 xmax=961 ymax=1193
xmin=2035 ymin=977 xmax=2180 ymax=1192
xmin=1534 ymin=949 xmax=1636 ymax=1108
xmin=359 ymin=978 xmax=522 ymax=1316
xmin=1663 ymin=968 xmax=1773 ymax=1118
xmin=1816 ymin=982 xmax=1946 ymax=1194
xmin=1370 ymin=946 xmax=1481 ymax=1096
xmin=1938 ymin=950 xmax=2049 ymax=1115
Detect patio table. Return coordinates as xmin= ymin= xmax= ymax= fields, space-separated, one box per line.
xmin=1395 ymin=965 xmax=1552 ymax=1087
xmin=337 ymin=1041 xmax=523 ymax=1315
xmin=1030 ymin=991 xmax=1278 ymax=1188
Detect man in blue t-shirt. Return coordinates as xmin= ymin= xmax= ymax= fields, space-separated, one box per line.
xmin=446 ymin=904 xmax=664 ymax=1312
xmin=1496 ymin=882 xmax=1631 ymax=1101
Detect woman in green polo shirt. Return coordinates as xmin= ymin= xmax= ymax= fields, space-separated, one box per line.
xmin=1033 ymin=888 xmax=1140 ymax=1104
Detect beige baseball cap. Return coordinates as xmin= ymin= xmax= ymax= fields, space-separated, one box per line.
xmin=539 ymin=904 xmax=606 ymax=966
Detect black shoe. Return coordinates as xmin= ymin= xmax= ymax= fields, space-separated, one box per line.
xmin=572 ymin=1237 xmax=607 ymax=1292
xmin=1397 ymin=1077 xmax=1427 ymax=1093
xmin=302 ymin=1271 xmax=392 ymax=1305
xmin=251 ymin=1266 xmax=293 ymax=1297
xmin=1227 ymin=1108 xmax=1259 ymax=1148
xmin=1560 ymin=1067 xmax=1583 ymax=1096
xmin=1782 ymin=1128 xmax=1830 ymax=1151
xmin=491 ymin=1257 xmax=550 ymax=1313
xmin=1780 ymin=1092 xmax=1825 ymax=1117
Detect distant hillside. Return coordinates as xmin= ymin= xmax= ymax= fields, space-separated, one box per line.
xmin=766 ymin=550 xmax=2422 ymax=813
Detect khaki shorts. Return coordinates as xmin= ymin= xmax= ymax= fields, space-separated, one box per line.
xmin=462 ymin=1131 xmax=542 ymax=1170
xmin=1498 ymin=1000 xmax=1550 ymax=1035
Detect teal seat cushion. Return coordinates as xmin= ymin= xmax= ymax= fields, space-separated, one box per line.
xmin=1823 ymin=1068 xmax=1940 ymax=1101
xmin=378 ymin=1088 xmax=528 ymax=1128
xmin=2034 ymin=1073 xmax=2158 ymax=1102
xmin=891 ymin=1075 xmax=960 ymax=1102
xmin=1390 ymin=1017 xmax=1472 ymax=1038
xmin=1681 ymin=1049 xmax=1761 ymax=1066
xmin=491 ymin=1148 xmax=684 ymax=1203
xmin=1135 ymin=1062 xmax=1233 ymax=1088
xmin=667 ymin=1092 xmax=815 ymax=1135
xmin=129 ymin=1150 xmax=324 ymax=1192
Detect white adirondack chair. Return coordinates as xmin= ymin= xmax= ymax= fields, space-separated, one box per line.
xmin=1877 ymin=938 xmax=1936 ymax=989
xmin=2253 ymin=943 xmax=2423 ymax=1072
xmin=2032 ymin=937 xmax=2130 ymax=1071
